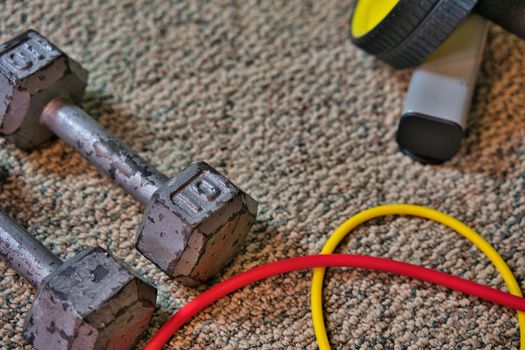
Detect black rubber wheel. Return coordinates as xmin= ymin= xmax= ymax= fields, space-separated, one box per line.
xmin=350 ymin=0 xmax=479 ymax=68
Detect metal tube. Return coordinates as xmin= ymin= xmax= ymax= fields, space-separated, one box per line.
xmin=0 ymin=210 xmax=62 ymax=288
xmin=397 ymin=15 xmax=488 ymax=164
xmin=40 ymin=99 xmax=168 ymax=205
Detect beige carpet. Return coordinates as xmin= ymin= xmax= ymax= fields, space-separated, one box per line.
xmin=1 ymin=1 xmax=525 ymax=349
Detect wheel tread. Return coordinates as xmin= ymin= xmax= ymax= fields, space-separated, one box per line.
xmin=351 ymin=0 xmax=479 ymax=68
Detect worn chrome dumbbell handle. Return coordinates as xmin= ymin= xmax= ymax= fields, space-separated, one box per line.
xmin=0 ymin=210 xmax=61 ymax=288
xmin=42 ymin=99 xmax=168 ymax=205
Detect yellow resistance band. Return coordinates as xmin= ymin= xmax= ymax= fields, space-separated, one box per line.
xmin=311 ymin=204 xmax=524 ymax=350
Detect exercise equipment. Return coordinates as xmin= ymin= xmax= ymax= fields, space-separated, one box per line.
xmin=311 ymin=204 xmax=525 ymax=350
xmin=397 ymin=16 xmax=487 ymax=163
xmin=144 ymin=254 xmax=525 ymax=350
xmin=0 ymin=30 xmax=258 ymax=284
xmin=349 ymin=1 xmax=525 ymax=163
xmin=0 ymin=208 xmax=157 ymax=350
xmin=350 ymin=0 xmax=525 ymax=68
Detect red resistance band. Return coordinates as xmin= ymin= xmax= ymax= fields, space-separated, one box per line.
xmin=145 ymin=254 xmax=525 ymax=349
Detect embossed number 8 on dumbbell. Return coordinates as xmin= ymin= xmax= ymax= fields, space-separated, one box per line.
xmin=0 ymin=30 xmax=258 ymax=285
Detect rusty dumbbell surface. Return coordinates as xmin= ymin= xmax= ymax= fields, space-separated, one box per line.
xmin=0 ymin=209 xmax=157 ymax=350
xmin=0 ymin=30 xmax=258 ymax=284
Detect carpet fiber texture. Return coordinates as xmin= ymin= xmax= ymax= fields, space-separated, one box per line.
xmin=1 ymin=1 xmax=525 ymax=349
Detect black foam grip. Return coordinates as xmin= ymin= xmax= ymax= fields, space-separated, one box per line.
xmin=474 ymin=0 xmax=525 ymax=38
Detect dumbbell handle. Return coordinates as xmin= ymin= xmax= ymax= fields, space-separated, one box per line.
xmin=41 ymin=99 xmax=168 ymax=205
xmin=0 ymin=210 xmax=62 ymax=288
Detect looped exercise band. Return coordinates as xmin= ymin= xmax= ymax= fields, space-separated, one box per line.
xmin=311 ymin=204 xmax=525 ymax=350
xmin=145 ymin=204 xmax=524 ymax=349
xmin=145 ymin=254 xmax=525 ymax=350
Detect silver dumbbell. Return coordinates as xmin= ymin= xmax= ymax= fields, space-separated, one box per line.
xmin=0 ymin=209 xmax=157 ymax=350
xmin=0 ymin=30 xmax=258 ymax=285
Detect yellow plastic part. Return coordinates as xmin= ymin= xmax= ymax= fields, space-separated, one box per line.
xmin=351 ymin=0 xmax=399 ymax=38
xmin=311 ymin=204 xmax=525 ymax=350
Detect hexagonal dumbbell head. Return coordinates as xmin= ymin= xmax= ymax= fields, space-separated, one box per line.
xmin=0 ymin=30 xmax=87 ymax=149
xmin=24 ymin=247 xmax=157 ymax=350
xmin=136 ymin=162 xmax=258 ymax=285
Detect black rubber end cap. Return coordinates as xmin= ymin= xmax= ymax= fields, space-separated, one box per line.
xmin=396 ymin=113 xmax=464 ymax=164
